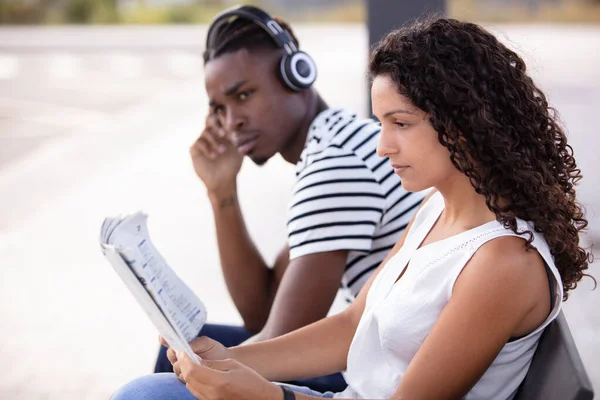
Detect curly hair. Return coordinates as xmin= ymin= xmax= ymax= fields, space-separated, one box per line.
xmin=204 ymin=14 xmax=299 ymax=64
xmin=369 ymin=17 xmax=593 ymax=299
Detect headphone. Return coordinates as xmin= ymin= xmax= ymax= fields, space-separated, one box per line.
xmin=206 ymin=5 xmax=317 ymax=92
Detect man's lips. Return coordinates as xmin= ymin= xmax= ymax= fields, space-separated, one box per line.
xmin=233 ymin=134 xmax=259 ymax=155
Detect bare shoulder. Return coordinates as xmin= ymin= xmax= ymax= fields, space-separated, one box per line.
xmin=455 ymin=234 xmax=550 ymax=327
xmin=471 ymin=235 xmax=545 ymax=280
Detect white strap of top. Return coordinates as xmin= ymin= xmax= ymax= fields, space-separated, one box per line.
xmin=370 ymin=193 xmax=446 ymax=304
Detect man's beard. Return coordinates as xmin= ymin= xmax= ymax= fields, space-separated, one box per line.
xmin=249 ymin=155 xmax=268 ymax=166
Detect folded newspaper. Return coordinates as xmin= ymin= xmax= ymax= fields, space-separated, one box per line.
xmin=100 ymin=212 xmax=206 ymax=363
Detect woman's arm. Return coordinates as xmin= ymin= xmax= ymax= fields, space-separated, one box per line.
xmin=229 ymin=190 xmax=437 ymax=382
xmin=170 ymin=242 xmax=403 ymax=383
xmin=391 ymin=235 xmax=550 ymax=400
xmin=174 ymin=190 xmax=439 ymax=399
xmin=230 ymin=219 xmax=412 ymax=382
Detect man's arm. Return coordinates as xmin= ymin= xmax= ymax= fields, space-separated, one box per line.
xmin=212 ymin=188 xmax=347 ymax=341
xmin=255 ymin=249 xmax=348 ymax=341
xmin=190 ymin=113 xmax=282 ymax=333
xmin=209 ymin=189 xmax=290 ymax=333
xmin=191 ymin=113 xmax=340 ymax=335
xmin=246 ymin=149 xmax=391 ymax=341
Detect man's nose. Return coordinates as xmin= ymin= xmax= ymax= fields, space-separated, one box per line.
xmin=225 ymin=109 xmax=245 ymax=132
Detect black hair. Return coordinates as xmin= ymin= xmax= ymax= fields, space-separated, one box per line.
xmin=203 ymin=15 xmax=299 ymax=64
xmin=369 ymin=17 xmax=593 ymax=298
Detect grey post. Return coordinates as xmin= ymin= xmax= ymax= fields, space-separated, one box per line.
xmin=366 ymin=0 xmax=446 ymax=115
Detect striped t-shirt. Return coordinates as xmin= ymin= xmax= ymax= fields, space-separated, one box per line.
xmin=288 ymin=108 xmax=426 ymax=297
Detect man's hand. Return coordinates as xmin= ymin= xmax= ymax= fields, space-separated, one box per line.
xmin=190 ymin=113 xmax=243 ymax=198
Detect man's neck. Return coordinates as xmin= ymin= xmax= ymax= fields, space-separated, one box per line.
xmin=280 ymin=89 xmax=328 ymax=164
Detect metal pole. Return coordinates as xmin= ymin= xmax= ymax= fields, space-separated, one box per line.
xmin=366 ymin=0 xmax=446 ymax=115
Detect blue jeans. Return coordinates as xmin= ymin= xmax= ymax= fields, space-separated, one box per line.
xmin=112 ymin=373 xmax=335 ymax=399
xmin=154 ymin=323 xmax=347 ymax=394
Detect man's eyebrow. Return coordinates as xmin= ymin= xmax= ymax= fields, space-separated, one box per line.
xmin=224 ymin=80 xmax=248 ymax=96
xmin=208 ymin=80 xmax=249 ymax=108
xmin=383 ymin=108 xmax=416 ymax=118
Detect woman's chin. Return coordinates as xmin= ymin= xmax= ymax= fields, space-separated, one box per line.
xmin=398 ymin=178 xmax=429 ymax=193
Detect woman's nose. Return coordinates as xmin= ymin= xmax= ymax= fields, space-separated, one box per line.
xmin=376 ymin=127 xmax=397 ymax=158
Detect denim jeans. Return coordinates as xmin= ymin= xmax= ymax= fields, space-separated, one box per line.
xmin=154 ymin=323 xmax=347 ymax=394
xmin=112 ymin=373 xmax=336 ymax=399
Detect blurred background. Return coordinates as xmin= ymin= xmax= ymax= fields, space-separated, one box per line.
xmin=0 ymin=0 xmax=598 ymax=399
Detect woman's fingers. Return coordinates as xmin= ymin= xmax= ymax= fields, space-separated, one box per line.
xmin=178 ymin=351 xmax=223 ymax=383
xmin=159 ymin=336 xmax=168 ymax=347
xmin=199 ymin=358 xmax=238 ymax=371
xmin=167 ymin=347 xmax=178 ymax=366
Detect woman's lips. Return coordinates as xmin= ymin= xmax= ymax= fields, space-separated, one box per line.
xmin=391 ymin=163 xmax=409 ymax=173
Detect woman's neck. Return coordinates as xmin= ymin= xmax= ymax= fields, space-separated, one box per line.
xmin=435 ymin=173 xmax=497 ymax=229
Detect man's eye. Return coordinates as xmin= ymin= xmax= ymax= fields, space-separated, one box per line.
xmin=238 ymin=91 xmax=252 ymax=101
xmin=394 ymin=122 xmax=408 ymax=128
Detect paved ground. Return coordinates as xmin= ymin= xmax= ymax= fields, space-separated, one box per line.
xmin=0 ymin=24 xmax=598 ymax=399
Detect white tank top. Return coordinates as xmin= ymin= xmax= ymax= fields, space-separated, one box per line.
xmin=336 ymin=192 xmax=563 ymax=399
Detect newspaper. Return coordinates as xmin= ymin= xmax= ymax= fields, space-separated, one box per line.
xmin=100 ymin=212 xmax=207 ymax=363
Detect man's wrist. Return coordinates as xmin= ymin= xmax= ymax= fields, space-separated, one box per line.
xmin=208 ymin=188 xmax=238 ymax=209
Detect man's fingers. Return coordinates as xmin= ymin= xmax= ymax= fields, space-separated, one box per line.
xmin=206 ymin=112 xmax=224 ymax=130
xmin=217 ymin=127 xmax=228 ymax=138
xmin=203 ymin=128 xmax=227 ymax=154
xmin=192 ymin=136 xmax=217 ymax=160
xmin=205 ymin=111 xmax=229 ymax=140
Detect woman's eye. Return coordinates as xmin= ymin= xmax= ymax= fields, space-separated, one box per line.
xmin=394 ymin=122 xmax=408 ymax=128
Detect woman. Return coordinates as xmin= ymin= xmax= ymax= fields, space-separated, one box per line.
xmin=113 ymin=17 xmax=591 ymax=400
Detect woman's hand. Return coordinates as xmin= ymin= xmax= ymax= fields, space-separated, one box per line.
xmin=175 ymin=351 xmax=282 ymax=400
xmin=162 ymin=336 xmax=233 ymax=382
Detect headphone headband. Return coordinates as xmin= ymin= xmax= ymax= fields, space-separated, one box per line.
xmin=206 ymin=5 xmax=297 ymax=55
xmin=205 ymin=5 xmax=316 ymax=91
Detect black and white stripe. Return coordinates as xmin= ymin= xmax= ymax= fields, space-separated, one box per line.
xmin=288 ymin=108 xmax=426 ymax=297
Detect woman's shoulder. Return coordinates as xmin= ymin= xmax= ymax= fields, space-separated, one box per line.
xmin=457 ymin=234 xmax=549 ymax=313
xmin=476 ymin=235 xmax=545 ymax=270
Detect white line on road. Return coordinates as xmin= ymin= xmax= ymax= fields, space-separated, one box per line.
xmin=0 ymin=54 xmax=19 ymax=80
xmin=0 ymin=96 xmax=109 ymax=132
xmin=166 ymin=51 xmax=203 ymax=78
xmin=108 ymin=52 xmax=143 ymax=79
xmin=48 ymin=53 xmax=81 ymax=80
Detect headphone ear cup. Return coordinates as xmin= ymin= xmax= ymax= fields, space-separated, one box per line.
xmin=280 ymin=51 xmax=317 ymax=91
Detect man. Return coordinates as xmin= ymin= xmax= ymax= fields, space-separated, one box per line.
xmin=154 ymin=5 xmax=425 ymax=392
